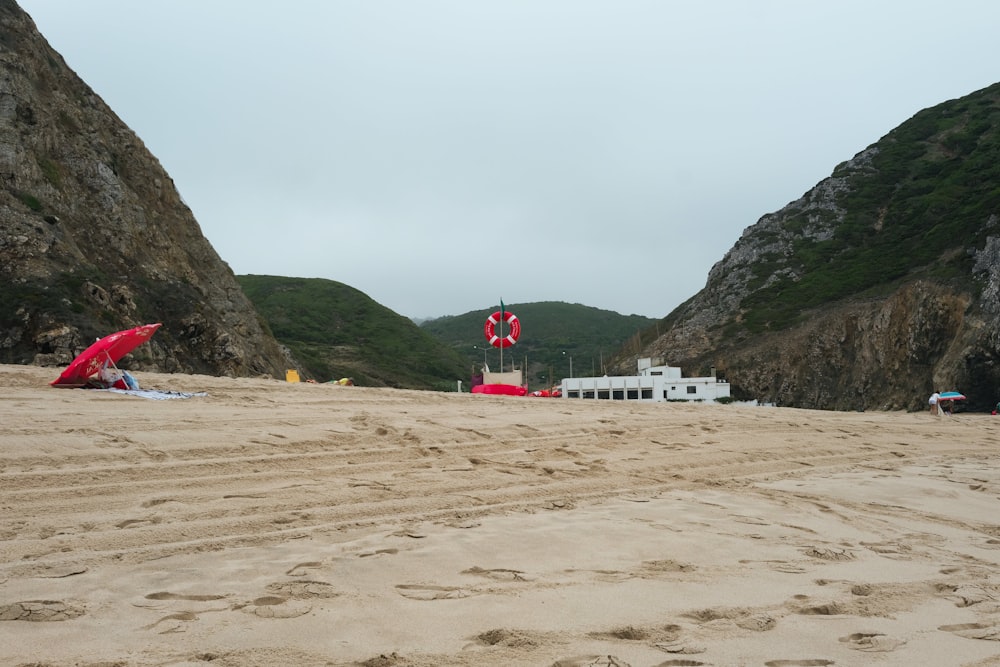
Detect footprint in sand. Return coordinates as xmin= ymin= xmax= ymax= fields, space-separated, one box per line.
xmin=763 ymin=661 xmax=833 ymax=667
xmin=474 ymin=627 xmax=542 ymax=648
xmin=395 ymin=584 xmax=473 ymax=600
xmin=551 ymin=656 xmax=632 ymax=667
xmin=736 ymin=613 xmax=778 ymax=631
xmin=938 ymin=622 xmax=1000 ymax=641
xmin=266 ymin=580 xmax=339 ymax=599
xmin=462 ymin=566 xmax=532 ymax=582
xmin=797 ymin=602 xmax=844 ymax=616
xmin=142 ymin=611 xmax=198 ymax=633
xmin=860 ymin=541 xmax=912 ymax=559
xmin=589 ymin=626 xmax=649 ymax=641
xmin=285 ymin=561 xmax=323 ymax=576
xmin=358 ymin=548 xmax=399 ymax=558
xmin=647 ymin=622 xmax=706 ymax=655
xmin=544 ymin=499 xmax=575 ymax=510
xmin=770 ymin=562 xmax=809 ymax=574
xmin=0 ymin=600 xmax=85 ymax=621
xmin=839 ymin=631 xmax=907 ymax=652
xmin=239 ymin=595 xmax=312 ymax=618
xmin=145 ymin=591 xmax=226 ymax=602
xmin=939 ymin=584 xmax=993 ymax=608
xmin=135 ymin=592 xmax=230 ymax=620
xmin=684 ymin=607 xmax=776 ymax=631
xmin=655 ymin=642 xmax=707 ymax=655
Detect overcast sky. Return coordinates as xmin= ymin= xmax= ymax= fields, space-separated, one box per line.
xmin=19 ymin=1 xmax=1000 ymax=319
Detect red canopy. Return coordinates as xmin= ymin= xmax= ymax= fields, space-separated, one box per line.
xmin=51 ymin=323 xmax=162 ymax=387
xmin=471 ymin=383 xmax=527 ymax=396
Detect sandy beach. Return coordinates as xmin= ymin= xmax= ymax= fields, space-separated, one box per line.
xmin=1 ymin=363 xmax=999 ymax=667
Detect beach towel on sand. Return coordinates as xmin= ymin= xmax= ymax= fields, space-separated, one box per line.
xmin=96 ymin=388 xmax=207 ymax=400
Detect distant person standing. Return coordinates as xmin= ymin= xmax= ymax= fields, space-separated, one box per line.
xmin=928 ymin=391 xmax=940 ymax=416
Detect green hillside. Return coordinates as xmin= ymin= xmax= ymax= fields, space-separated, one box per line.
xmin=420 ymin=302 xmax=657 ymax=389
xmin=605 ymin=82 xmax=1000 ymax=412
xmin=736 ymin=82 xmax=1000 ymax=334
xmin=237 ymin=275 xmax=468 ymax=390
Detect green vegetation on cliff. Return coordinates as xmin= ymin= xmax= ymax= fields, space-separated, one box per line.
xmin=740 ymin=82 xmax=1000 ymax=333
xmin=237 ymin=275 xmax=467 ymax=390
xmin=613 ymin=82 xmax=1000 ymax=412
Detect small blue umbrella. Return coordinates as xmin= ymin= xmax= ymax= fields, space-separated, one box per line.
xmin=939 ymin=391 xmax=966 ymax=400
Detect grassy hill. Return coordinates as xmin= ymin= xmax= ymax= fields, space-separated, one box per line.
xmin=238 ymin=277 xmax=657 ymax=391
xmin=237 ymin=275 xmax=468 ymax=390
xmin=420 ymin=302 xmax=657 ymax=389
xmin=735 ymin=82 xmax=1000 ymax=335
xmin=610 ymin=82 xmax=1000 ymax=411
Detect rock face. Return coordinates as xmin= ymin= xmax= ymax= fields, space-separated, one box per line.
xmin=0 ymin=1 xmax=293 ymax=377
xmin=612 ymin=84 xmax=1000 ymax=412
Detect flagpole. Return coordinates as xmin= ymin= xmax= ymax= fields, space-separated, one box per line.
xmin=498 ymin=298 xmax=504 ymax=373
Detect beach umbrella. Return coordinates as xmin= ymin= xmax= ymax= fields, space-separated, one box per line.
xmin=938 ymin=391 xmax=966 ymax=400
xmin=51 ymin=323 xmax=162 ymax=387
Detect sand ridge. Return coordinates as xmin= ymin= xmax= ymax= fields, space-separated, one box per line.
xmin=1 ymin=364 xmax=998 ymax=666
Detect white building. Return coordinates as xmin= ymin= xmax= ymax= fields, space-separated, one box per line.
xmin=561 ymin=357 xmax=730 ymax=403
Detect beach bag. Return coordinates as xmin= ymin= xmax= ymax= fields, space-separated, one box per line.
xmin=122 ymin=371 xmax=139 ymax=390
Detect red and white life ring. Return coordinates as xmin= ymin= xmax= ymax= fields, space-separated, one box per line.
xmin=484 ymin=310 xmax=520 ymax=348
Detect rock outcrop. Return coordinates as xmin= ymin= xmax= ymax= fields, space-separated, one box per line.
xmin=0 ymin=1 xmax=293 ymax=377
xmin=613 ymin=84 xmax=1000 ymax=412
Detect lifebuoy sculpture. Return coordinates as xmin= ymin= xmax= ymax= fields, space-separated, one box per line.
xmin=484 ymin=310 xmax=520 ymax=348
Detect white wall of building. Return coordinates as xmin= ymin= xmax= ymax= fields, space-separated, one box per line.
xmin=560 ymin=359 xmax=730 ymax=403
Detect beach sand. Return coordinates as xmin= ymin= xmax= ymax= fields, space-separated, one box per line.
xmin=1 ymin=363 xmax=999 ymax=667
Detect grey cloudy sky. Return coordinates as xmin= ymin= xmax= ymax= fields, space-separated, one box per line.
xmin=19 ymin=1 xmax=1000 ymax=319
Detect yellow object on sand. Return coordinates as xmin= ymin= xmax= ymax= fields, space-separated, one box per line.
xmin=285 ymin=369 xmax=300 ymax=383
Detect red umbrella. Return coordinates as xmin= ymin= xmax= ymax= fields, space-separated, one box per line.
xmin=51 ymin=323 xmax=162 ymax=387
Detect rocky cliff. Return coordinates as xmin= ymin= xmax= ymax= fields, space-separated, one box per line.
xmin=613 ymin=83 xmax=1000 ymax=412
xmin=0 ymin=1 xmax=294 ymax=377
